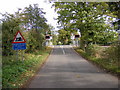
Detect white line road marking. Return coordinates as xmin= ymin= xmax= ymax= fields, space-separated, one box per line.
xmin=61 ymin=45 xmax=65 ymax=55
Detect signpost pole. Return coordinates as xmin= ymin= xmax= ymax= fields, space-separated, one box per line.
xmin=77 ymin=38 xmax=79 ymax=47
xmin=76 ymin=39 xmax=77 ymax=47
xmin=75 ymin=39 xmax=77 ymax=47
xmin=75 ymin=38 xmax=78 ymax=47
xmin=16 ymin=50 xmax=18 ymax=61
xmin=22 ymin=50 xmax=24 ymax=63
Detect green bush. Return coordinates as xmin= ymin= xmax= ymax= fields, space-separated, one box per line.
xmin=25 ymin=30 xmax=45 ymax=53
xmin=103 ymin=41 xmax=120 ymax=65
xmin=86 ymin=44 xmax=104 ymax=58
xmin=75 ymin=42 xmax=120 ymax=75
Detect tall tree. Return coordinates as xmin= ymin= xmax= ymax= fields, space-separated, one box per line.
xmin=1 ymin=4 xmax=50 ymax=55
xmin=53 ymin=2 xmax=117 ymax=47
xmin=23 ymin=4 xmax=48 ymax=32
xmin=2 ymin=12 xmax=22 ymax=55
xmin=107 ymin=2 xmax=120 ymax=31
xmin=58 ymin=29 xmax=71 ymax=45
xmin=22 ymin=4 xmax=49 ymax=50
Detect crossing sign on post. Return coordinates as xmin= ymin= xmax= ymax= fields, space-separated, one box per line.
xmin=12 ymin=31 xmax=26 ymax=50
xmin=12 ymin=31 xmax=26 ymax=43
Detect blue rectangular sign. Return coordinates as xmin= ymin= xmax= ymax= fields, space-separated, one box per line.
xmin=12 ymin=43 xmax=26 ymax=50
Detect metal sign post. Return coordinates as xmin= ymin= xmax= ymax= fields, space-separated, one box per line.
xmin=75 ymin=35 xmax=80 ymax=47
xmin=16 ymin=50 xmax=18 ymax=61
xmin=71 ymin=33 xmax=74 ymax=46
xmin=76 ymin=38 xmax=78 ymax=47
xmin=22 ymin=50 xmax=24 ymax=63
xmin=77 ymin=39 xmax=79 ymax=47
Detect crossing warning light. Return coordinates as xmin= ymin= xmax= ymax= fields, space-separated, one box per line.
xmin=45 ymin=35 xmax=50 ymax=39
xmin=75 ymin=35 xmax=80 ymax=38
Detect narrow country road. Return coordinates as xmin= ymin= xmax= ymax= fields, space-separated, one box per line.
xmin=28 ymin=45 xmax=118 ymax=88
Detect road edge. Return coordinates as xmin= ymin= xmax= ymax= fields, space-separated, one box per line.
xmin=21 ymin=48 xmax=53 ymax=88
xmin=72 ymin=47 xmax=119 ymax=79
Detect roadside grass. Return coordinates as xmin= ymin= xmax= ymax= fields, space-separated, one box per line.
xmin=74 ymin=47 xmax=120 ymax=77
xmin=2 ymin=47 xmax=52 ymax=88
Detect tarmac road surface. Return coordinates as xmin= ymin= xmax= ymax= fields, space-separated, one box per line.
xmin=28 ymin=45 xmax=118 ymax=88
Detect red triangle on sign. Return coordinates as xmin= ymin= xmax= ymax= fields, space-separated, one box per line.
xmin=12 ymin=31 xmax=26 ymax=43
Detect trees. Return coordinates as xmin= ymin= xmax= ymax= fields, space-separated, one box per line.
xmin=53 ymin=2 xmax=118 ymax=47
xmin=2 ymin=12 xmax=22 ymax=55
xmin=23 ymin=4 xmax=48 ymax=32
xmin=1 ymin=4 xmax=51 ymax=55
xmin=57 ymin=29 xmax=71 ymax=45
xmin=23 ymin=4 xmax=49 ymax=51
xmin=108 ymin=2 xmax=120 ymax=31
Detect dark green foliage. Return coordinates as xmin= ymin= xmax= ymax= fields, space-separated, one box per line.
xmin=53 ymin=2 xmax=118 ymax=47
xmin=57 ymin=29 xmax=71 ymax=45
xmin=2 ymin=13 xmax=21 ymax=55
xmin=25 ymin=30 xmax=45 ymax=53
xmin=108 ymin=2 xmax=120 ymax=31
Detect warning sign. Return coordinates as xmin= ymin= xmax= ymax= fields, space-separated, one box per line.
xmin=12 ymin=31 xmax=26 ymax=43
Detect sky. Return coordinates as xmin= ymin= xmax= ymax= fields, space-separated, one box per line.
xmin=0 ymin=0 xmax=58 ymax=30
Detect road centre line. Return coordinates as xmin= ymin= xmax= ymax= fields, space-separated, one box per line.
xmin=61 ymin=46 xmax=65 ymax=55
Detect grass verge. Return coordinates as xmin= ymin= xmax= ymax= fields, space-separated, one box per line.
xmin=74 ymin=48 xmax=120 ymax=78
xmin=2 ymin=47 xmax=52 ymax=88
